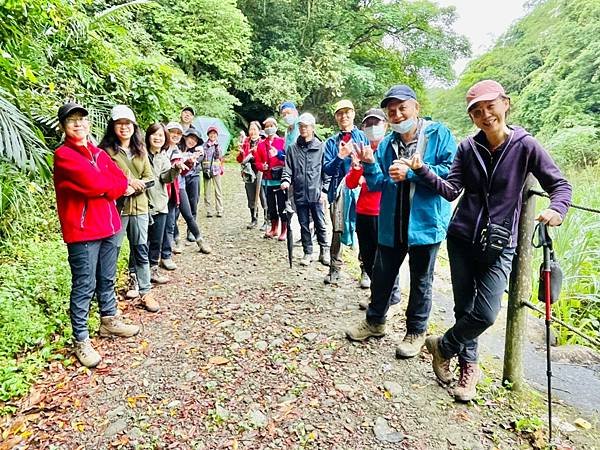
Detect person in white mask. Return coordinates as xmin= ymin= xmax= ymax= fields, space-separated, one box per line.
xmin=346 ymin=109 xmax=401 ymax=316
xmin=345 ymin=85 xmax=457 ymax=363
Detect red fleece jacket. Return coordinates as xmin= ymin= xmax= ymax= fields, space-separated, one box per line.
xmin=345 ymin=165 xmax=381 ymax=216
xmin=53 ymin=138 xmax=128 ymax=243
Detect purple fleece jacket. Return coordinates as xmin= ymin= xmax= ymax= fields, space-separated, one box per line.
xmin=414 ymin=126 xmax=572 ymax=246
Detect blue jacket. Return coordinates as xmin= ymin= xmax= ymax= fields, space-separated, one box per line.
xmin=323 ymin=127 xmax=370 ymax=203
xmin=362 ymin=121 xmax=457 ymax=248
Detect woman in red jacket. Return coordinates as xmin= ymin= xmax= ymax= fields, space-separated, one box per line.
xmin=255 ymin=117 xmax=287 ymax=240
xmin=53 ymin=103 xmax=140 ymax=368
xmin=237 ymin=121 xmax=267 ymax=229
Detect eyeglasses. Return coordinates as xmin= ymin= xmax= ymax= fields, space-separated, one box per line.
xmin=65 ymin=117 xmax=89 ymax=125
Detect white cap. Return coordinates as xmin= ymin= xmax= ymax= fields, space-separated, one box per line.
xmin=298 ymin=112 xmax=316 ymax=126
xmin=165 ymin=121 xmax=183 ymax=132
xmin=111 ymin=105 xmax=137 ymax=124
xmin=263 ymin=116 xmax=277 ymax=126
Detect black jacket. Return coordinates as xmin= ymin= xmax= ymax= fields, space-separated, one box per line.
xmin=282 ymin=136 xmax=330 ymax=205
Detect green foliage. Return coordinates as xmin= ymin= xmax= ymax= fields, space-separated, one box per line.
xmin=237 ymin=0 xmax=470 ymax=123
xmin=428 ymin=0 xmax=600 ymax=166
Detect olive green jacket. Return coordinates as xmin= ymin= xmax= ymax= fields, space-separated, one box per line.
xmin=106 ymin=146 xmax=154 ymax=216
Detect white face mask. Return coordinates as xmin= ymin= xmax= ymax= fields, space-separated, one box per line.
xmin=265 ymin=127 xmax=277 ymax=136
xmin=283 ymin=115 xmax=296 ymax=125
xmin=390 ymin=118 xmax=415 ymax=134
xmin=364 ymin=125 xmax=386 ymax=142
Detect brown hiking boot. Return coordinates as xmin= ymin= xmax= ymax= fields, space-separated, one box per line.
xmin=140 ymin=292 xmax=160 ymax=313
xmin=395 ymin=332 xmax=426 ymax=359
xmin=73 ymin=338 xmax=101 ymax=368
xmin=425 ymin=336 xmax=453 ymax=384
xmin=99 ymin=315 xmax=140 ymax=337
xmin=452 ymin=361 xmax=481 ymax=402
xmin=345 ymin=319 xmax=386 ymax=341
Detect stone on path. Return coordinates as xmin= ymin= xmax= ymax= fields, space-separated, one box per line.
xmin=373 ymin=417 xmax=404 ymax=443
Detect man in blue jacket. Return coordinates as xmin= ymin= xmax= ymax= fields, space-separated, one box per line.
xmin=322 ymin=100 xmax=370 ymax=284
xmin=345 ymin=85 xmax=457 ymax=360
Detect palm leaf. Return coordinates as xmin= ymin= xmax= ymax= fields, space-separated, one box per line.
xmin=0 ymin=88 xmax=50 ymax=177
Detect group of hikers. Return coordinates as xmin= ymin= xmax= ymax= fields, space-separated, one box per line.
xmin=54 ymin=78 xmax=572 ymax=403
xmin=54 ymin=104 xmax=224 ymax=368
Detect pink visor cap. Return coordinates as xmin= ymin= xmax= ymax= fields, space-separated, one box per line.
xmin=466 ymin=80 xmax=507 ymax=111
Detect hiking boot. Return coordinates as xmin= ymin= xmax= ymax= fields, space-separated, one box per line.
xmin=260 ymin=220 xmax=268 ymax=232
xmin=186 ymin=231 xmax=195 ymax=242
xmin=452 ymin=361 xmax=481 ymax=402
xmin=125 ymin=273 xmax=139 ymax=299
xmin=160 ymin=258 xmax=177 ymax=271
xmin=359 ymin=270 xmax=371 ymax=289
xmin=395 ymin=332 xmax=426 ymax=359
xmin=172 ymin=244 xmax=183 ymax=254
xmin=99 ymin=315 xmax=140 ymax=338
xmin=278 ymin=222 xmax=288 ymax=241
xmin=150 ymin=266 xmax=169 ymax=284
xmin=425 ymin=336 xmax=453 ymax=384
xmin=207 ymin=212 xmax=213 ymax=218
xmin=140 ymin=291 xmax=160 ymax=313
xmin=216 ymin=212 xmax=223 ymax=218
xmin=197 ymin=239 xmax=212 ymax=254
xmin=73 ymin=338 xmax=101 ymax=368
xmin=265 ymin=219 xmax=279 ymax=238
xmin=345 ymin=319 xmax=386 ymax=341
xmin=319 ymin=246 xmax=330 ymax=266
xmin=247 ymin=218 xmax=258 ymax=229
xmin=300 ymin=253 xmax=313 ymax=266
xmin=323 ymin=269 xmax=340 ymax=285
xmin=358 ymin=297 xmax=370 ymax=310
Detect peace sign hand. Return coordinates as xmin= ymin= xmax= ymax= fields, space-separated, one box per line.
xmin=400 ymin=153 xmax=423 ymax=170
xmin=355 ymin=143 xmax=375 ymax=164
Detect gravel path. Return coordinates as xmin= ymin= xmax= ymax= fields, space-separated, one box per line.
xmin=1 ymin=166 xmax=598 ymax=450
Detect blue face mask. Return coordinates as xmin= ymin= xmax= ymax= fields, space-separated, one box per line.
xmin=283 ymin=115 xmax=296 ymax=126
xmin=364 ymin=125 xmax=386 ymax=142
xmin=390 ymin=118 xmax=415 ymax=134
xmin=265 ymin=127 xmax=277 ymax=136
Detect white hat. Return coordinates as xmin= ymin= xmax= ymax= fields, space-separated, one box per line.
xmin=165 ymin=121 xmax=183 ymax=132
xmin=111 ymin=105 xmax=137 ymax=124
xmin=298 ymin=112 xmax=316 ymax=126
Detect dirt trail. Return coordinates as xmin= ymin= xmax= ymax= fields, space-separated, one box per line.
xmin=1 ymin=168 xmax=598 ymax=450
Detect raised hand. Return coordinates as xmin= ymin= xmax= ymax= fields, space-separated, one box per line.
xmin=355 ymin=143 xmax=375 ymax=163
xmin=388 ymin=160 xmax=408 ymax=182
xmin=400 ymin=153 xmax=423 ymax=170
xmin=337 ymin=140 xmax=353 ymax=159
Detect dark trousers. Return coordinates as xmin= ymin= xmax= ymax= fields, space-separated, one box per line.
xmin=266 ymin=185 xmax=287 ymax=222
xmin=67 ymin=234 xmax=119 ymax=342
xmin=148 ymin=212 xmax=168 ymax=266
xmin=367 ymin=242 xmax=440 ymax=332
xmin=171 ymin=188 xmax=203 ymax=243
xmin=356 ymin=213 xmax=400 ymax=305
xmin=440 ymin=236 xmax=515 ymax=363
xmin=296 ymin=202 xmax=328 ymax=255
xmin=185 ymin=174 xmax=200 ymax=224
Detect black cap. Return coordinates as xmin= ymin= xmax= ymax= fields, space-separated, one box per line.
xmin=380 ymin=85 xmax=417 ymax=108
xmin=361 ymin=108 xmax=386 ymax=124
xmin=58 ymin=102 xmax=88 ymax=125
xmin=181 ymin=106 xmax=195 ymax=115
xmin=183 ymin=127 xmax=204 ymax=145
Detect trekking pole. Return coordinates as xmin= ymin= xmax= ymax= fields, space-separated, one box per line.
xmin=534 ymin=223 xmax=554 ymax=445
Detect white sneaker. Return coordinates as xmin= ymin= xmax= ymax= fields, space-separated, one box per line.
xmin=300 ymin=253 xmax=313 ymax=266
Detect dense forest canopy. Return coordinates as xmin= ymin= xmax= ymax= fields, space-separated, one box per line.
xmin=428 ymin=0 xmax=600 ymax=168
xmin=0 ymin=0 xmax=469 ymax=176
